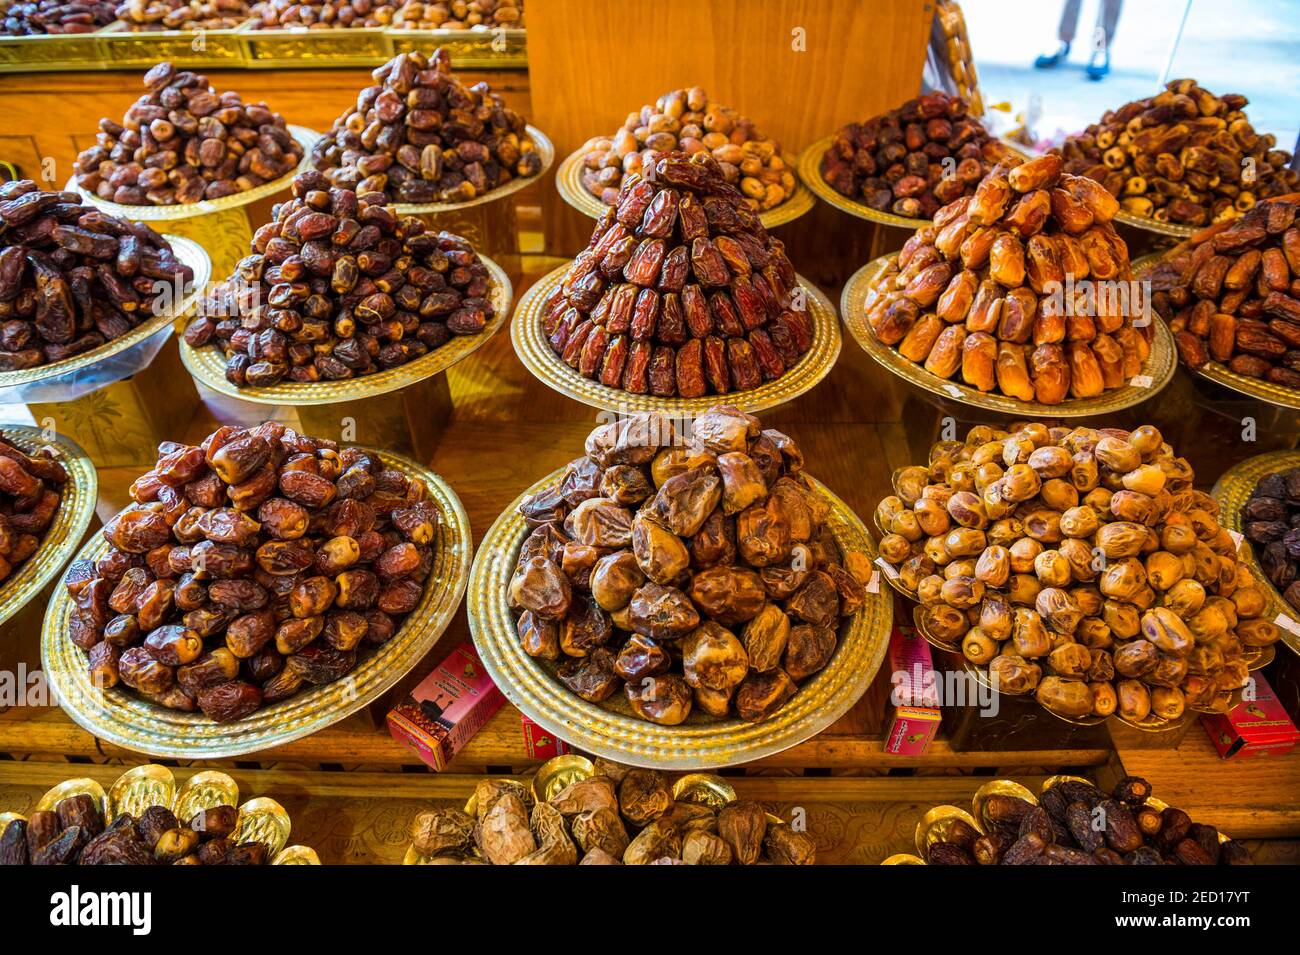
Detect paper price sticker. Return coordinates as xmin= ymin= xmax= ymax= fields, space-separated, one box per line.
xmin=1227 ymin=529 xmax=1244 ymax=550
xmin=1275 ymin=613 xmax=1300 ymax=637
xmin=1129 ymin=374 xmax=1154 ymax=389
xmin=866 ymin=570 xmax=881 ymax=594
xmin=875 ymin=556 xmax=899 ymax=579
xmin=941 ymin=383 xmax=964 ymax=398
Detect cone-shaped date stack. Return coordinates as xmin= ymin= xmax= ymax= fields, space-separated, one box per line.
xmin=542 ymin=151 xmax=814 ymax=399
xmin=863 ymin=153 xmax=1153 ymax=405
xmin=184 ymin=169 xmax=495 ymax=387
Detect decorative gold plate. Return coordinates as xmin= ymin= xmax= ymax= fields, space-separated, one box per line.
xmin=512 ymin=264 xmax=841 ymax=416
xmin=0 ymin=427 xmax=97 ymax=629
xmin=1213 ymin=448 xmax=1300 ymax=659
xmin=41 ymin=450 xmax=472 ymax=759
xmin=69 ymin=125 xmax=319 ymax=221
xmin=180 ymin=253 xmax=512 ymax=405
xmin=555 ymin=146 xmax=816 ymax=231
xmin=0 ymin=236 xmax=210 ymax=393
xmin=799 ymin=136 xmax=932 ymax=231
xmin=390 ymin=125 xmax=553 ymax=216
xmin=466 ymin=466 xmax=893 ymax=770
xmin=842 ymin=253 xmax=1176 ymax=417
xmin=1114 ymin=208 xmax=1197 ymax=239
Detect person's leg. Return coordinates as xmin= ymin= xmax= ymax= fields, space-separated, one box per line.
xmin=1036 ymin=0 xmax=1081 ymax=68
xmin=1086 ymin=0 xmax=1122 ymax=79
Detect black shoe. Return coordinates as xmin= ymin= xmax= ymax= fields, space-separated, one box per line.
xmin=1034 ymin=42 xmax=1070 ymax=68
xmin=1086 ymin=50 xmax=1111 ymax=80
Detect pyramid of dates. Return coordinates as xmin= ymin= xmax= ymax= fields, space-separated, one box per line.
xmin=509 ymin=407 xmax=870 ymax=726
xmin=544 ymin=152 xmax=814 ymax=398
xmin=0 ymin=794 xmax=275 ymax=865
xmin=925 ymin=775 xmax=1251 ymax=866
xmin=864 ymin=153 xmax=1152 ymax=405
xmin=310 ymin=48 xmax=542 ymax=205
xmin=820 ymin=91 xmax=1008 ymax=219
xmin=1148 ymin=196 xmax=1300 ymax=390
xmin=1243 ymin=465 xmax=1300 ymax=614
xmin=62 ymin=422 xmax=442 ymax=722
xmin=0 ymin=434 xmax=67 ymax=580
xmin=411 ymin=764 xmax=813 ymax=865
xmin=1060 ymin=79 xmax=1299 ymax=227
xmin=0 ymin=180 xmax=194 ymax=372
xmin=74 ymin=62 xmax=303 ymax=207
xmin=877 ymin=422 xmax=1280 ymax=724
xmin=578 ymin=86 xmax=796 ymax=213
xmin=184 ymin=169 xmax=495 ymax=387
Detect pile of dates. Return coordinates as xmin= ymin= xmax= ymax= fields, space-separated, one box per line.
xmin=1241 ymin=466 xmax=1300 ymax=613
xmin=61 ymin=421 xmax=440 ymax=721
xmin=1059 ymin=80 xmax=1299 ymax=227
xmin=184 ymin=169 xmax=494 ymax=387
xmin=0 ymin=180 xmax=194 ymax=372
xmin=928 ymin=775 xmax=1251 ymax=865
xmin=544 ymin=151 xmax=814 ymax=399
xmin=0 ymin=794 xmax=272 ymax=865
xmin=411 ymin=762 xmax=815 ymax=865
xmin=0 ymin=433 xmax=67 ymax=581
xmin=820 ymin=92 xmax=1007 ymax=219
xmin=509 ymin=407 xmax=869 ymax=725
xmin=251 ymin=0 xmax=519 ymax=28
xmin=577 ymin=87 xmax=796 ymax=213
xmin=391 ymin=0 xmax=521 ymax=28
xmin=0 ymin=0 xmax=114 ymax=34
xmin=876 ymin=422 xmax=1279 ymax=723
xmin=1148 ymin=197 xmax=1300 ymax=389
xmin=74 ymin=61 xmax=304 ymax=207
xmin=310 ymin=48 xmax=541 ymax=204
xmin=864 ymin=153 xmax=1153 ymax=405
xmin=115 ymin=0 xmax=250 ymax=30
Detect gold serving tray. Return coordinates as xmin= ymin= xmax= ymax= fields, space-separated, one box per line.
xmin=799 ymin=136 xmax=933 ymax=231
xmin=1113 ymin=208 xmax=1197 ymax=240
xmin=0 ymin=30 xmax=107 ymax=73
xmin=1213 ymin=448 xmax=1300 ymax=659
xmin=1 ymin=763 xmax=317 ymax=863
xmin=388 ymin=125 xmax=553 ymax=216
xmin=0 ymin=235 xmax=210 ymax=393
xmin=512 ymin=264 xmax=841 ymax=416
xmin=180 ymin=253 xmax=512 ymax=405
xmin=555 ymin=146 xmax=816 ymax=231
xmin=41 ymin=449 xmax=472 ymax=759
xmin=841 ymin=253 xmax=1176 ymax=417
xmin=0 ymin=427 xmax=97 ymax=629
xmin=466 ymin=465 xmax=892 ymax=770
xmin=96 ymin=20 xmax=246 ymax=68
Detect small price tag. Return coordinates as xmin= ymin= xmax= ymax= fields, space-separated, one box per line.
xmin=942 ymin=383 xmax=964 ymax=398
xmin=1227 ymin=529 xmax=1245 ymax=549
xmin=866 ymin=570 xmax=881 ymax=594
xmin=1129 ymin=374 xmax=1154 ymax=389
xmin=1275 ymin=613 xmax=1300 ymax=637
xmin=875 ymin=556 xmax=899 ymax=580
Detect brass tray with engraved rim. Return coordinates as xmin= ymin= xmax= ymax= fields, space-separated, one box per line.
xmin=512 ymin=264 xmax=841 ymax=416
xmin=465 ymin=465 xmax=892 ymax=770
xmin=555 ymin=146 xmax=816 ymax=231
xmin=0 ymin=236 xmax=210 ymax=393
xmin=841 ymin=253 xmax=1176 ymax=416
xmin=179 ymin=253 xmax=512 ymax=405
xmin=0 ymin=427 xmax=97 ymax=629
xmin=41 ymin=449 xmax=472 ymax=759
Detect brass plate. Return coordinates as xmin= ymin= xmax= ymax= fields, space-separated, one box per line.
xmin=173 ymin=770 xmax=240 ymax=822
xmin=467 ymin=466 xmax=893 ymax=770
xmin=0 ymin=32 xmax=105 ymax=73
xmin=914 ymin=804 xmax=982 ymax=860
xmin=1212 ymin=448 xmax=1300 ymax=658
xmin=390 ymin=125 xmax=553 ymax=216
xmin=0 ymin=236 xmax=210 ymax=392
xmin=842 ymin=253 xmax=1176 ymax=417
xmin=555 ymin=146 xmax=815 ymax=231
xmin=272 ymin=845 xmax=321 ymax=864
xmin=911 ymin=602 xmax=962 ymax=654
xmin=799 ymin=136 xmax=933 ymax=231
xmin=97 ymin=20 xmax=247 ymax=67
xmin=1114 ymin=208 xmax=1196 ymax=239
xmin=881 ymin=852 xmax=925 ymax=864
xmin=529 ymin=755 xmax=595 ymax=803
xmin=70 ymin=125 xmax=319 ymax=220
xmin=0 ymin=427 xmax=97 ymax=629
xmin=512 ymin=264 xmax=841 ymax=416
xmin=971 ymin=779 xmax=1037 ymax=833
xmin=672 ymin=773 xmax=737 ymax=809
xmin=108 ymin=764 xmax=176 ymax=820
xmin=234 ymin=796 xmax=291 ymax=857
xmin=41 ymin=451 xmax=472 ymax=759
xmin=36 ymin=778 xmax=109 ymax=824
xmin=180 ymin=254 xmax=512 ymax=405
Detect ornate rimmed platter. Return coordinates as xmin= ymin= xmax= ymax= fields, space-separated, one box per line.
xmin=179 ymin=253 xmax=512 ymax=405
xmin=0 ymin=236 xmax=210 ymax=393
xmin=555 ymin=145 xmax=815 ymax=231
xmin=841 ymin=253 xmax=1176 ymax=417
xmin=41 ymin=449 xmax=472 ymax=759
xmin=512 ymin=264 xmax=841 ymax=416
xmin=388 ymin=125 xmax=553 ymax=216
xmin=465 ymin=466 xmax=892 ymax=770
xmin=799 ymin=135 xmax=934 ymax=231
xmin=1114 ymin=208 xmax=1197 ymax=240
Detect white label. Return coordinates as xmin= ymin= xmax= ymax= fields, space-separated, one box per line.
xmin=1129 ymin=374 xmax=1154 ymax=389
xmin=866 ymin=570 xmax=881 ymax=594
xmin=942 ymin=383 xmax=964 ymax=398
xmin=1227 ymin=529 xmax=1245 ymax=550
xmin=875 ymin=556 xmax=900 ymax=579
xmin=1275 ymin=613 xmax=1300 ymax=637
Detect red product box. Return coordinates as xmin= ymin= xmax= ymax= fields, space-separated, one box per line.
xmin=1201 ymin=672 xmax=1300 ymax=759
xmin=387 ymin=642 xmax=505 ymax=771
xmin=520 ymin=714 xmax=571 ymax=760
xmin=884 ymin=605 xmax=941 ymax=756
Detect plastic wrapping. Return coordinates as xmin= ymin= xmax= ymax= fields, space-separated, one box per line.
xmin=0 ymin=324 xmax=174 ymax=405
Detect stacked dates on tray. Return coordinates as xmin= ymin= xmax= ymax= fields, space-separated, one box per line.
xmin=1242 ymin=467 xmax=1300 ymax=613
xmin=62 ymin=422 xmax=440 ymax=722
xmin=544 ymin=151 xmax=814 ymax=399
xmin=185 ymin=169 xmax=495 ymax=387
xmin=509 ymin=406 xmax=869 ymax=725
xmin=876 ymin=421 xmax=1279 ymax=724
xmin=0 ymin=434 xmax=67 ymax=581
xmin=0 ymin=180 xmax=194 ymax=372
